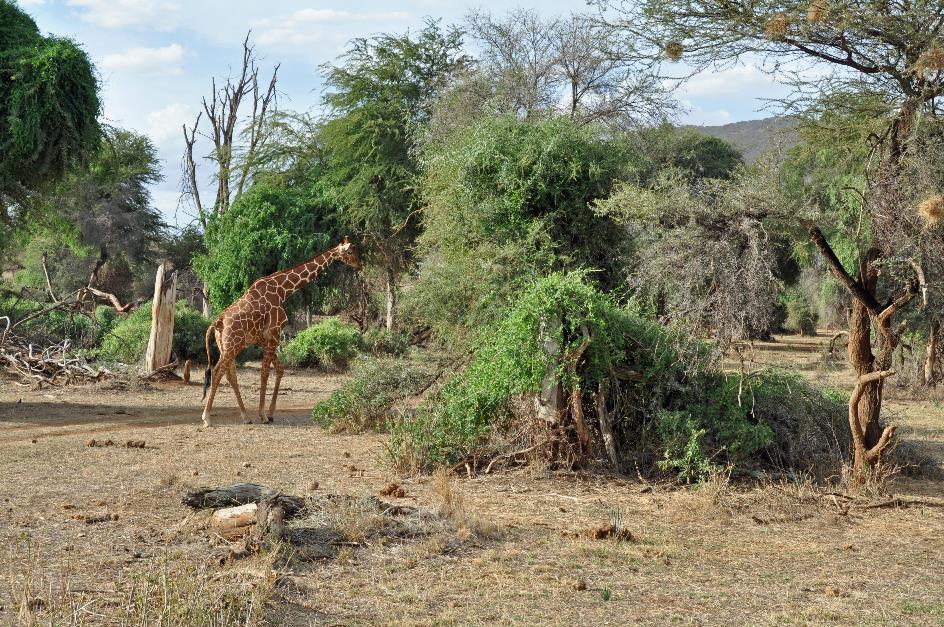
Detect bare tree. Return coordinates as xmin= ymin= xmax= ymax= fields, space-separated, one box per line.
xmin=464 ymin=9 xmax=674 ymax=127
xmin=182 ymin=33 xmax=279 ymax=315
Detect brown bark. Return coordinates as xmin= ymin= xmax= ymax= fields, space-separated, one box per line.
xmin=595 ymin=383 xmax=621 ymax=472
xmin=926 ymin=320 xmax=939 ymax=388
xmin=849 ymin=369 xmax=897 ymax=474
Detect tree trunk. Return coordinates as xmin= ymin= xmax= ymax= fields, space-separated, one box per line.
xmin=145 ymin=264 xmax=176 ymax=372
xmin=926 ymin=320 xmax=939 ymax=388
xmin=201 ymin=281 xmax=212 ymax=318
xmin=385 ymin=269 xmax=396 ymax=331
xmin=534 ymin=314 xmax=564 ymax=426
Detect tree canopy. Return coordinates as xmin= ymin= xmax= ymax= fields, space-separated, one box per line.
xmin=0 ymin=0 xmax=100 ymax=211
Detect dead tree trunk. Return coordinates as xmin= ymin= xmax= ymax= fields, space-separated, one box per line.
xmin=926 ymin=320 xmax=939 ymax=388
xmin=145 ymin=264 xmax=176 ymax=372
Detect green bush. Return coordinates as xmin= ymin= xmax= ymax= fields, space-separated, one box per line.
xmin=98 ymin=301 xmax=209 ymax=364
xmin=781 ymin=287 xmax=818 ymax=335
xmin=362 ymin=327 xmax=409 ymax=357
xmin=388 ymin=272 xmax=846 ymax=480
xmin=282 ymin=319 xmax=362 ymax=370
xmin=311 ymin=356 xmax=437 ymax=433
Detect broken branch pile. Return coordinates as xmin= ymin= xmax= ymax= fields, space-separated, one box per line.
xmin=0 ymin=332 xmax=109 ymax=386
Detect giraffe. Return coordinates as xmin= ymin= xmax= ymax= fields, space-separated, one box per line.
xmin=201 ymin=237 xmax=362 ymax=427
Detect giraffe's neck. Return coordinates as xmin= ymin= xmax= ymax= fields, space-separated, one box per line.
xmin=271 ymin=246 xmax=341 ymax=300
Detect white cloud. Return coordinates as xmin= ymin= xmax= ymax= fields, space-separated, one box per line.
xmin=18 ymin=0 xmax=45 ymax=6
xmin=678 ymin=100 xmax=734 ymax=126
xmin=679 ymin=64 xmax=780 ymax=99
xmin=144 ymin=102 xmax=194 ymax=146
xmin=100 ymin=44 xmax=185 ymax=75
xmin=255 ymin=9 xmax=411 ymax=45
xmin=66 ymin=0 xmax=181 ymax=30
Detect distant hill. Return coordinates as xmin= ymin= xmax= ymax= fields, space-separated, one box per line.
xmin=688 ymin=116 xmax=798 ymax=163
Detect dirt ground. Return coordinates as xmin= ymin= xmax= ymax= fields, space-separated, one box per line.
xmin=1 ymin=335 xmax=943 ymax=626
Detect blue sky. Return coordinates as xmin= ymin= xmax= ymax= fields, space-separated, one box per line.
xmin=21 ymin=0 xmax=787 ymax=228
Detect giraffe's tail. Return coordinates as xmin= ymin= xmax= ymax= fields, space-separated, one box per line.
xmin=203 ymin=320 xmax=219 ymax=400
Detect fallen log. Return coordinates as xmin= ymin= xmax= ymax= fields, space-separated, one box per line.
xmin=182 ymin=483 xmax=306 ymax=517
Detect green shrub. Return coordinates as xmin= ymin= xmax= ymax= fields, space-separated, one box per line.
xmin=282 ymin=319 xmax=362 ymax=370
xmin=362 ymin=327 xmax=409 ymax=356
xmin=0 ymin=294 xmax=95 ymax=345
xmin=781 ymin=287 xmax=817 ymax=335
xmin=388 ymin=272 xmax=846 ymax=480
xmin=98 ymin=301 xmax=209 ymax=364
xmin=311 ymin=356 xmax=437 ymax=433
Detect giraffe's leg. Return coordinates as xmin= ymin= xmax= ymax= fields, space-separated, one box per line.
xmin=202 ymin=352 xmax=233 ymax=427
xmin=258 ymin=348 xmax=272 ymax=422
xmin=265 ymin=352 xmax=284 ymax=423
xmin=225 ymin=361 xmax=250 ymax=423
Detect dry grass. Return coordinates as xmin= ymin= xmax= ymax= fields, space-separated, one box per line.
xmin=0 ymin=350 xmax=942 ymax=624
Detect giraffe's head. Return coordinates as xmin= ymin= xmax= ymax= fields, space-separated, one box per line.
xmin=338 ymin=237 xmax=362 ymax=271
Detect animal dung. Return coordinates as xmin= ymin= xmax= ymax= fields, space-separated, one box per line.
xmin=919 ymin=195 xmax=944 ymax=225
xmin=379 ymin=482 xmax=406 ymax=498
xmin=125 ymin=440 xmax=146 ymax=449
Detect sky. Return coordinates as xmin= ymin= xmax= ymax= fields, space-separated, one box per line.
xmin=20 ymin=0 xmax=788 ymax=228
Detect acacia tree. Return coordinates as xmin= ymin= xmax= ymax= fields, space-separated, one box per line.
xmin=13 ymin=126 xmax=165 ymax=309
xmin=595 ymin=0 xmax=944 ymax=473
xmin=464 ymin=9 xmax=674 ymax=127
xmin=320 ymin=21 xmax=469 ymax=330
xmin=0 ymin=0 xmax=100 ymax=240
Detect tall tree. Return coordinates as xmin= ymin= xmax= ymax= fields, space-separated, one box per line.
xmin=465 ymin=9 xmax=674 ymax=127
xmin=320 ymin=20 xmax=469 ymax=330
xmin=0 ymin=0 xmax=100 ymax=239
xmin=594 ymin=0 xmax=944 ymax=473
xmin=15 ymin=126 xmax=165 ymax=303
xmin=182 ymin=34 xmax=278 ymax=314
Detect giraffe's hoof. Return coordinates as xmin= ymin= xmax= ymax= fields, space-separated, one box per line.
xmin=264 ymin=416 xmax=274 ymax=424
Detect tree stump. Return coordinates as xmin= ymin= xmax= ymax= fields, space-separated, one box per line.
xmin=145 ymin=263 xmax=177 ymax=373
xmin=211 ymin=503 xmax=258 ymax=540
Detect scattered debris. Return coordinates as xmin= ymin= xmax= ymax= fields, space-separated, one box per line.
xmin=125 ymin=440 xmax=145 ymax=448
xmin=87 ymin=439 xmax=115 ymax=448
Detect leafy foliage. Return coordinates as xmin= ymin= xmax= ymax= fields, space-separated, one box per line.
xmin=98 ymin=302 xmax=209 ymax=365
xmin=409 ymin=115 xmax=634 ymax=348
xmin=388 ymin=272 xmax=845 ymax=480
xmin=362 ymin=327 xmax=409 ymax=357
xmin=0 ymin=1 xmax=100 ymax=203
xmin=281 ymin=319 xmax=363 ymax=370
xmin=195 ymin=177 xmax=336 ymax=312
xmin=311 ymin=356 xmax=437 ymax=433
xmin=320 ymin=20 xmax=469 ymax=327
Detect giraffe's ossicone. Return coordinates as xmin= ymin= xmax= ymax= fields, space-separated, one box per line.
xmin=201 ymin=238 xmax=362 ymax=427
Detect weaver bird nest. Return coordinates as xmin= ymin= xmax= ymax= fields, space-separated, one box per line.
xmin=914 ymin=47 xmax=944 ymax=78
xmin=664 ymin=41 xmax=684 ymax=62
xmin=765 ymin=13 xmax=792 ymax=40
xmin=806 ymin=0 xmax=828 ymax=23
xmin=919 ymin=195 xmax=944 ymax=226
